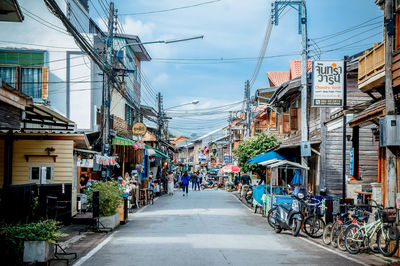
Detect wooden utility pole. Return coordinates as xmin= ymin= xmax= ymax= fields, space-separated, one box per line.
xmin=385 ymin=0 xmax=397 ymax=207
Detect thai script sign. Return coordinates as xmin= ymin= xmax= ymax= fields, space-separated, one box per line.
xmin=312 ymin=60 xmax=344 ymax=107
xmin=132 ymin=122 xmax=147 ymax=136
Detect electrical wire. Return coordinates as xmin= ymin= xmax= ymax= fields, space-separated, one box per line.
xmin=119 ymin=0 xmax=222 ymax=16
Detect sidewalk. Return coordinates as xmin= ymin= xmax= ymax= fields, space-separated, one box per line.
xmin=231 ymin=191 xmax=400 ymax=266
xmin=52 ymin=196 xmax=162 ymax=265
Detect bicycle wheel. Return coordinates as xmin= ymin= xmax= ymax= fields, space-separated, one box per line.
xmin=304 ymin=215 xmax=325 ymax=238
xmin=377 ymin=225 xmax=399 ymax=257
xmin=337 ymin=227 xmax=347 ymax=251
xmin=331 ymin=221 xmax=343 ymax=248
xmin=368 ymin=230 xmax=380 ymax=254
xmin=323 ymin=223 xmax=333 ymax=245
xmin=344 ymin=224 xmax=363 ymax=254
xmin=267 ymin=208 xmax=276 ymax=228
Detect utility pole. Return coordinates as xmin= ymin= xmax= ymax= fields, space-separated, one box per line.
xmin=228 ymin=111 xmax=233 ymax=164
xmin=245 ymin=80 xmax=251 ymax=138
xmin=300 ymin=0 xmax=309 ymax=190
xmin=384 ymin=0 xmax=397 ymax=207
xmin=102 ymin=1 xmax=115 ymax=178
xmin=157 ymin=92 xmax=163 ymax=151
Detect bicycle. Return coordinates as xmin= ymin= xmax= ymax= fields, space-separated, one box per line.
xmin=344 ymin=202 xmax=399 ymax=257
xmin=303 ymin=198 xmax=325 ymax=238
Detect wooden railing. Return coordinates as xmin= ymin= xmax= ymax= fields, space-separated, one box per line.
xmin=358 ymin=42 xmax=385 ymax=85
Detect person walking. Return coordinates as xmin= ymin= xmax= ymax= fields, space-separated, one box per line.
xmin=167 ymin=171 xmax=174 ymax=195
xmin=181 ymin=171 xmax=190 ymax=196
xmin=191 ymin=172 xmax=198 ymax=191
xmin=196 ymin=172 xmax=201 ymax=191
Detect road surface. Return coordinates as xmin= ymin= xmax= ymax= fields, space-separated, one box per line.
xmin=77 ymin=189 xmax=365 ymax=266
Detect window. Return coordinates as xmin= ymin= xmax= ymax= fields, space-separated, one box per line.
xmin=125 ymin=104 xmax=134 ymax=125
xmin=29 ymin=165 xmax=54 ymax=183
xmin=0 ymin=50 xmax=47 ymax=100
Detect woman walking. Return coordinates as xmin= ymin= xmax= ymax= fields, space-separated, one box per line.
xmin=167 ymin=171 xmax=174 ymax=195
xmin=181 ymin=171 xmax=190 ymax=196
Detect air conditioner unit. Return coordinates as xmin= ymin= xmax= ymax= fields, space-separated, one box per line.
xmin=379 ymin=115 xmax=400 ymax=147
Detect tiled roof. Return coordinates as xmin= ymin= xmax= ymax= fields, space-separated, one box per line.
xmin=289 ymin=60 xmax=312 ymax=79
xmin=266 ymin=71 xmax=290 ymax=87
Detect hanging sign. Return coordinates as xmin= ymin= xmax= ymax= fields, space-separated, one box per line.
xmin=349 ymin=147 xmax=354 ymax=177
xmin=132 ymin=122 xmax=147 ymax=136
xmin=312 ymin=60 xmax=344 ymax=107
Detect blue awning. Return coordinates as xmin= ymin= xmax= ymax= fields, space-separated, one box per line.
xmin=248 ymin=150 xmax=290 ymax=164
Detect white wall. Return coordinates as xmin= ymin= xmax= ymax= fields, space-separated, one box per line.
xmin=0 ymin=0 xmax=101 ymax=131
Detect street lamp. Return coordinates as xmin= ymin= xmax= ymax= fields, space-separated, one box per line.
xmin=116 ymin=35 xmax=204 ymax=60
xmin=165 ymin=100 xmax=199 ymax=111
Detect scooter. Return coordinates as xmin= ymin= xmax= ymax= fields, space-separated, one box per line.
xmin=200 ymin=179 xmax=217 ymax=190
xmin=273 ymin=192 xmax=305 ymax=236
xmin=245 ymin=186 xmax=253 ymax=204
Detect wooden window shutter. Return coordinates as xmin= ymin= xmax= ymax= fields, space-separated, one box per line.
xmin=283 ymin=113 xmax=290 ymax=133
xmin=290 ymin=108 xmax=298 ymax=131
xmin=270 ymin=111 xmax=276 ymax=128
xmin=396 ymin=14 xmax=400 ymax=51
xmin=41 ymin=66 xmax=49 ymax=100
xmin=278 ymin=115 xmax=283 ymax=134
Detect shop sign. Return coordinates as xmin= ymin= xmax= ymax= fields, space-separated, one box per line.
xmin=95 ymin=155 xmax=119 ymax=167
xmin=349 ymin=147 xmax=354 ymax=177
xmin=132 ymin=141 xmax=145 ymax=150
xmin=198 ymin=153 xmax=206 ymax=162
xmin=132 ymin=122 xmax=147 ymax=136
xmin=312 ymin=60 xmax=344 ymax=107
xmin=224 ymin=154 xmax=231 ymax=164
xmin=77 ymin=158 xmax=94 ymax=168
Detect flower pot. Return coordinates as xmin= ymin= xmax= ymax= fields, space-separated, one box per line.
xmin=23 ymin=240 xmax=55 ymax=263
xmin=99 ymin=213 xmax=120 ymax=230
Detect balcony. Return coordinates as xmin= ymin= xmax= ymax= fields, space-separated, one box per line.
xmin=358 ymin=42 xmax=385 ymax=92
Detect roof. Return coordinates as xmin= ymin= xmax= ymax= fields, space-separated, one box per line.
xmin=143 ymin=131 xmax=157 ymax=142
xmin=289 ymin=60 xmax=312 ymax=79
xmin=1 ymin=80 xmax=32 ymax=110
xmin=115 ymin=34 xmax=151 ymax=62
xmin=256 ymin=87 xmax=277 ymax=103
xmin=0 ymin=0 xmax=24 ymax=22
xmin=140 ymin=104 xmax=157 ymax=117
xmin=349 ymin=100 xmax=385 ymax=128
xmin=248 ymin=150 xmax=289 ymax=164
xmin=266 ymin=72 xmax=289 ymax=87
xmin=23 ymin=103 xmax=76 ymax=132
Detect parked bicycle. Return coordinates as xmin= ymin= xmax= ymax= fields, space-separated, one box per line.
xmin=303 ymin=198 xmax=325 ymax=238
xmin=344 ymin=201 xmax=399 ymax=257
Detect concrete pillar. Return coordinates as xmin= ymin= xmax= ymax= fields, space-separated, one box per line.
xmin=371 ymin=182 xmax=382 ymax=205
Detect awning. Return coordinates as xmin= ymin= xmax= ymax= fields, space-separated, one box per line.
xmin=145 ymin=145 xmax=169 ymax=159
xmin=248 ymin=150 xmax=288 ymax=164
xmin=112 ymin=136 xmax=135 ymax=146
xmin=349 ymin=100 xmax=385 ymax=128
xmin=260 ymin=159 xmax=309 ymax=170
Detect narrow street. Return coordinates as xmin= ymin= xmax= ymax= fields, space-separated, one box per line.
xmin=77 ymin=190 xmax=362 ymax=266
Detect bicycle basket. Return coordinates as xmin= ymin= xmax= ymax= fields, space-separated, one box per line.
xmin=380 ymin=208 xmax=396 ymax=223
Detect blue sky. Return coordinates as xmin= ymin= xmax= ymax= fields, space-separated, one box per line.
xmin=94 ymin=0 xmax=383 ymax=137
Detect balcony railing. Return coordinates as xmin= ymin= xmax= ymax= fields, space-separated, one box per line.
xmin=358 ymin=42 xmax=385 ymax=92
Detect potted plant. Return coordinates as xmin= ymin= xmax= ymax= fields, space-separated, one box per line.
xmin=0 ymin=220 xmax=66 ymax=263
xmin=86 ymin=181 xmax=123 ymax=229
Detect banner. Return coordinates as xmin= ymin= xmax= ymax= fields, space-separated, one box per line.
xmin=312 ymin=60 xmax=344 ymax=107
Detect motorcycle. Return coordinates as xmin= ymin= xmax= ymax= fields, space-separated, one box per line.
xmin=200 ymin=179 xmax=217 ymax=190
xmin=245 ymin=185 xmax=253 ymax=204
xmin=273 ymin=192 xmax=305 ymax=236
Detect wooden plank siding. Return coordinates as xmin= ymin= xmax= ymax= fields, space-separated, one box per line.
xmin=12 ymin=140 xmax=74 ymax=185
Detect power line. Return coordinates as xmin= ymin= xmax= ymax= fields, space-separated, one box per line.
xmin=119 ymin=0 xmax=222 ymax=16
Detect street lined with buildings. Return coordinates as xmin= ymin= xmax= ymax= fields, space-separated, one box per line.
xmin=0 ymin=0 xmax=400 ymax=265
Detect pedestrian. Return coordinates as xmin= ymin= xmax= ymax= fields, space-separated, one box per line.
xmin=191 ymin=172 xmax=198 ymax=191
xmin=181 ymin=171 xmax=190 ymax=196
xmin=167 ymin=171 xmax=174 ymax=195
xmin=196 ymin=172 xmax=201 ymax=191
xmin=240 ymin=174 xmax=251 ymax=199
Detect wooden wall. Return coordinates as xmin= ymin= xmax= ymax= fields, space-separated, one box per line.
xmin=12 ymin=139 xmax=74 ymax=185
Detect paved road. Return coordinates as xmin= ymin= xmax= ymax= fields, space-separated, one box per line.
xmin=78 ymin=189 xmax=364 ymax=266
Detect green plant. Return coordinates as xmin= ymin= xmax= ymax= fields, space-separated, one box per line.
xmin=86 ymin=181 xmax=123 ymax=217
xmin=233 ymin=133 xmax=279 ymax=178
xmin=0 ymin=220 xmax=66 ymax=244
xmin=0 ymin=220 xmax=66 ymax=265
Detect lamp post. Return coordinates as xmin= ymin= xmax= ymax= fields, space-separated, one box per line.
xmin=116 ymin=35 xmax=204 ymax=60
xmin=165 ymin=100 xmax=199 ymax=111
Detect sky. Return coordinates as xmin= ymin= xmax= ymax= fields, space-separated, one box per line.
xmin=91 ymin=0 xmax=383 ymax=137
